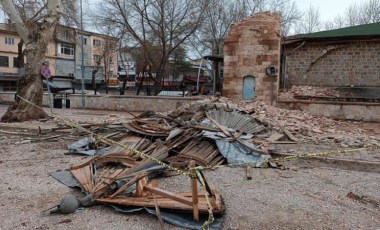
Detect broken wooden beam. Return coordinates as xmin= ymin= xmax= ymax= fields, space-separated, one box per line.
xmin=190 ymin=160 xmax=199 ymax=221
xmin=144 ymin=185 xmax=193 ymax=207
xmin=281 ymin=127 xmax=298 ymax=142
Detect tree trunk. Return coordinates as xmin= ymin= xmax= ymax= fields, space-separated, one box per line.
xmin=0 ymin=0 xmax=61 ymax=122
xmin=105 ymin=75 xmax=109 ymax=94
xmin=92 ymin=69 xmax=98 ymax=95
xmin=1 ymin=49 xmax=48 ymax=122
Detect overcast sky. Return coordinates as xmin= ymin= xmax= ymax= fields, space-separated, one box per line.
xmin=294 ymin=0 xmax=358 ymax=21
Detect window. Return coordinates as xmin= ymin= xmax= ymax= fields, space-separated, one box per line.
xmin=5 ymin=37 xmax=14 ymax=45
xmin=93 ymin=39 xmax=102 ymax=47
xmin=59 ymin=44 xmax=75 ymax=58
xmin=63 ymin=30 xmax=72 ymax=39
xmin=13 ymin=57 xmax=19 ymax=68
xmin=93 ymin=54 xmax=101 ymax=62
xmin=0 ymin=56 xmax=9 ymax=67
xmin=79 ymin=37 xmax=87 ymax=45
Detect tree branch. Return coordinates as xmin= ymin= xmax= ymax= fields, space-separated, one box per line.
xmin=0 ymin=0 xmax=29 ymax=42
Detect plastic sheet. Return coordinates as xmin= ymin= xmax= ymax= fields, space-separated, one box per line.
xmin=67 ymin=138 xmax=110 ymax=156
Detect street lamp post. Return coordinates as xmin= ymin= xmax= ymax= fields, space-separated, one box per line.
xmin=80 ymin=0 xmax=85 ymax=109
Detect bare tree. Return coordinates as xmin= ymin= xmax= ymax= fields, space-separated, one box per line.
xmin=324 ymin=14 xmax=346 ymax=30
xmin=0 ymin=0 xmax=62 ymax=122
xmin=324 ymin=0 xmax=380 ymax=29
xmin=345 ymin=3 xmax=362 ymax=26
xmin=96 ymin=0 xmax=208 ymax=94
xmin=192 ymin=0 xmax=246 ymax=56
xmin=266 ymin=0 xmax=302 ymax=35
xmin=60 ymin=0 xmax=78 ymax=27
xmin=294 ymin=4 xmax=321 ymax=34
xmin=89 ymin=23 xmax=119 ymax=95
xmin=362 ymin=0 xmax=380 ymax=23
xmin=244 ymin=0 xmax=302 ymax=36
xmin=190 ymin=0 xmax=301 ymax=58
xmin=96 ymin=38 xmax=118 ymax=94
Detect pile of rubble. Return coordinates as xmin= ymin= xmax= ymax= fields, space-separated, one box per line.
xmin=278 ymin=85 xmax=340 ymax=100
xmin=51 ymin=98 xmax=278 ymax=229
xmin=208 ymin=97 xmax=380 ymax=149
xmin=49 ymin=96 xmax=379 ymax=229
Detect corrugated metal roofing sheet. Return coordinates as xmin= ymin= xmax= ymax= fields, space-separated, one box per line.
xmin=206 ymin=109 xmax=266 ymax=134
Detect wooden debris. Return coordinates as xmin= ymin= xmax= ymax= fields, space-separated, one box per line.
xmin=245 ymin=166 xmax=252 ymax=180
xmin=167 ymin=139 xmax=224 ymax=167
xmin=267 ymin=133 xmax=285 ymax=142
xmin=154 ymin=194 xmax=165 ymax=230
xmin=67 ymin=146 xmax=225 ymax=220
xmin=281 ymin=127 xmax=298 ymax=142
xmin=190 ymin=161 xmax=199 ymax=221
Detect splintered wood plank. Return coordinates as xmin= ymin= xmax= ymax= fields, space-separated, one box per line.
xmin=110 ymin=173 xmax=147 ymax=198
xmin=154 ymin=194 xmax=165 ymax=230
xmin=100 ymin=190 xmax=223 ymax=212
xmin=95 ymin=197 xmax=212 ymax=213
xmin=177 ymin=139 xmax=221 ymax=167
xmin=136 ymin=176 xmax=149 ymax=197
xmin=115 ymin=144 xmax=168 ymax=180
xmin=267 ymin=133 xmax=285 ymax=142
xmin=93 ymin=168 xmax=126 ymax=194
xmin=143 ymin=185 xmax=193 ymax=206
xmin=70 ymin=157 xmax=97 ymax=170
xmin=190 ymin=161 xmax=199 ymax=221
xmin=104 ymin=136 xmax=150 ymax=158
xmin=96 ymin=155 xmax=137 ymax=166
xmin=71 ymin=164 xmax=93 ymax=192
xmin=281 ymin=127 xmax=298 ymax=142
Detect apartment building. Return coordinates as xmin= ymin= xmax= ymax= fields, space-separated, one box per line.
xmin=0 ymin=23 xmax=118 ymax=91
xmin=0 ymin=23 xmax=20 ymax=90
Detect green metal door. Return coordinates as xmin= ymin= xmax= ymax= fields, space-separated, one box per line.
xmin=243 ymin=75 xmax=255 ymax=100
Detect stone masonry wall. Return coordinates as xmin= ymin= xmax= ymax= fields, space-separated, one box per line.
xmin=285 ymin=40 xmax=380 ymax=87
xmin=223 ymin=12 xmax=281 ymax=102
xmin=0 ymin=93 xmax=202 ymax=112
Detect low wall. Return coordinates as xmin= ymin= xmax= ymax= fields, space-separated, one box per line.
xmin=0 ymin=92 xmax=15 ymax=104
xmin=69 ymin=94 xmax=201 ymax=112
xmin=0 ymin=92 xmax=202 ymax=112
xmin=276 ymin=100 xmax=380 ymax=122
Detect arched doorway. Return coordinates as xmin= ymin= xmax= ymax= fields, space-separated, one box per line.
xmin=243 ymin=75 xmax=255 ymax=100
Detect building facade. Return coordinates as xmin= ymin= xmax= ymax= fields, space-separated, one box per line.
xmin=0 ymin=23 xmax=118 ymax=91
xmin=283 ymin=22 xmax=380 ymax=88
xmin=0 ymin=23 xmax=20 ymax=90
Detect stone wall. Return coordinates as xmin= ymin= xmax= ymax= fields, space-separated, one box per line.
xmin=223 ymin=12 xmax=281 ymax=103
xmin=284 ymin=40 xmax=380 ymax=87
xmin=69 ymin=95 xmax=201 ymax=112
xmin=277 ymin=100 xmax=380 ymax=122
xmin=0 ymin=92 xmax=201 ymax=112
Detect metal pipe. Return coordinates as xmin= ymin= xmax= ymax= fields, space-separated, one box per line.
xmin=80 ymin=0 xmax=85 ymax=109
xmin=196 ymin=58 xmax=203 ymax=92
xmin=212 ymin=62 xmax=216 ymax=96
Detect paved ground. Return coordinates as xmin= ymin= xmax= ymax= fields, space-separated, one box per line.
xmin=0 ymin=104 xmax=379 ymax=230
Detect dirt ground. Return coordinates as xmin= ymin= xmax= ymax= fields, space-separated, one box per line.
xmin=0 ymin=104 xmax=379 ymax=230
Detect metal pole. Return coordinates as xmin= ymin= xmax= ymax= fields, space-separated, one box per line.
xmin=212 ymin=63 xmax=216 ymax=96
xmin=47 ymin=81 xmax=53 ymax=113
xmin=80 ymin=0 xmax=85 ymax=109
xmin=196 ymin=59 xmax=203 ymax=92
